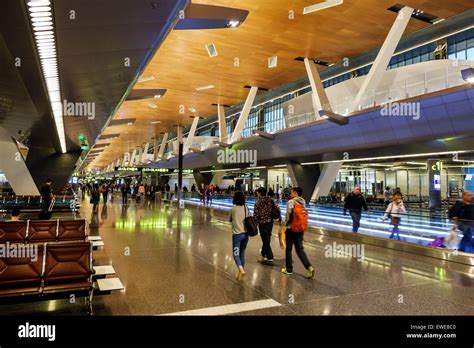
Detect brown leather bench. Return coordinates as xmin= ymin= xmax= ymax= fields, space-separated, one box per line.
xmin=0 ymin=219 xmax=87 ymax=244
xmin=0 ymin=221 xmax=27 ymax=244
xmin=0 ymin=241 xmax=94 ymax=313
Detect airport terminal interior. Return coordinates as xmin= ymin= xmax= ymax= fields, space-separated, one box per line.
xmin=1 ymin=0 xmax=474 ymax=317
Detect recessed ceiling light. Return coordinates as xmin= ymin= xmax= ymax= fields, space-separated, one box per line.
xmin=154 ymin=95 xmax=161 ymax=98
xmin=148 ymin=102 xmax=158 ymax=109
xmin=151 ymin=121 xmax=161 ymax=124
xmin=127 ymin=122 xmax=133 ymax=125
xmin=188 ymin=107 xmax=197 ymax=113
xmin=195 ymin=85 xmax=215 ymax=91
xmin=138 ymin=76 xmax=155 ymax=83
xmin=227 ymin=20 xmax=240 ymax=28
xmin=206 ymin=43 xmax=218 ymax=58
xmin=268 ymin=56 xmax=278 ymax=68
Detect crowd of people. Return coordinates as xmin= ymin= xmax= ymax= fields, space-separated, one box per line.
xmin=55 ymin=177 xmax=470 ymax=256
xmin=229 ymin=186 xmax=315 ymax=281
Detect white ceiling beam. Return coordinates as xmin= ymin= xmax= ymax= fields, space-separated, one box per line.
xmin=130 ymin=149 xmax=137 ymax=166
xmin=350 ymin=6 xmax=414 ymax=112
xmin=217 ymin=104 xmax=228 ymax=143
xmin=184 ymin=116 xmax=201 ymax=154
xmin=157 ymin=133 xmax=169 ymax=160
xmin=141 ymin=142 xmax=150 ymax=164
xmin=304 ymin=57 xmax=332 ymax=118
xmin=230 ymin=86 xmax=258 ymax=143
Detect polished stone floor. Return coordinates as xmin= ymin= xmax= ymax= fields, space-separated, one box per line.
xmin=2 ymin=196 xmax=474 ymax=316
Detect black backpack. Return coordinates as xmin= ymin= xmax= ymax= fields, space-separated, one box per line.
xmin=270 ymin=199 xmax=281 ymax=220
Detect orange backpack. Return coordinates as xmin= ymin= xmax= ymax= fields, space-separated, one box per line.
xmin=291 ymin=201 xmax=309 ymax=232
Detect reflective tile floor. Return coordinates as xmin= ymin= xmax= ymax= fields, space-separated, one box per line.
xmin=2 ymin=197 xmax=474 ymax=316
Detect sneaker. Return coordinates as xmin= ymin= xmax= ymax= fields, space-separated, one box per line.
xmin=281 ymin=268 xmax=293 ymax=275
xmin=306 ymin=266 xmax=315 ymax=279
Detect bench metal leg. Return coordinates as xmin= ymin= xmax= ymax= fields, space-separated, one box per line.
xmin=85 ymin=288 xmax=94 ymax=316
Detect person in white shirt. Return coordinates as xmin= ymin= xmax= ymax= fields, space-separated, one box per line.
xmin=382 ymin=193 xmax=406 ymax=240
xmin=229 ymin=191 xmax=249 ymax=281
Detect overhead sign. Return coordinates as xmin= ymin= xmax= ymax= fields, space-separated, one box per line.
xmin=116 ymin=167 xmax=140 ymax=172
xmin=143 ymin=168 xmax=169 ymax=173
xmin=114 ymin=167 xmax=193 ymax=174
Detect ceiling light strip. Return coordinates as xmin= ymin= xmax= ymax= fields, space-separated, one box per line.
xmin=26 ymin=0 xmax=66 ymax=153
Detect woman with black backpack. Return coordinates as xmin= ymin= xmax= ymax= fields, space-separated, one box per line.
xmin=254 ymin=187 xmax=281 ymax=265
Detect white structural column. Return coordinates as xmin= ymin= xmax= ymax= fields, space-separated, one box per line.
xmin=304 ymin=57 xmax=332 ymax=116
xmin=138 ymin=147 xmax=143 ymax=165
xmin=230 ymin=86 xmax=258 ymax=143
xmin=177 ymin=125 xmax=183 ymax=144
xmin=217 ymin=104 xmax=228 ymax=143
xmin=130 ymin=149 xmax=137 ymax=166
xmin=152 ymin=138 xmax=159 ymax=162
xmin=141 ymin=142 xmax=150 ymax=164
xmin=311 ymin=162 xmax=343 ymax=201
xmin=0 ymin=127 xmax=40 ymax=195
xmin=211 ymin=171 xmax=224 ymax=186
xmin=122 ymin=152 xmax=130 ymax=166
xmin=184 ymin=116 xmax=200 ymax=153
xmin=157 ymin=133 xmax=169 ymax=159
xmin=351 ymin=6 xmax=413 ymax=112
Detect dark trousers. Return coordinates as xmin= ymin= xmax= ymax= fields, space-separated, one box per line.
xmin=259 ymin=222 xmax=274 ymax=260
xmin=458 ymin=223 xmax=474 ymax=253
xmin=42 ymin=199 xmax=52 ymax=212
xmin=350 ymin=210 xmax=362 ymax=232
xmin=122 ymin=193 xmax=127 ymax=204
xmin=285 ymin=229 xmax=311 ymax=272
xmin=102 ymin=192 xmax=107 ymax=203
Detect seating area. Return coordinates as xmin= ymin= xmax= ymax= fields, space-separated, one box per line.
xmin=0 ymin=219 xmax=87 ymax=243
xmin=0 ymin=219 xmax=122 ymax=314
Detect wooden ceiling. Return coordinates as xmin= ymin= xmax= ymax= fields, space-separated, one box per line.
xmin=88 ymin=0 xmax=473 ymax=169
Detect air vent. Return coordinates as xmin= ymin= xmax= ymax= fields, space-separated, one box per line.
xmin=206 ymin=43 xmax=218 ymax=57
xmin=108 ymin=118 xmax=136 ymax=127
xmin=138 ymin=76 xmax=155 ymax=83
xmin=196 ymin=85 xmax=215 ymax=91
xmin=268 ymin=56 xmax=278 ymax=68
xmin=92 ymin=143 xmax=110 ymax=149
xmin=303 ymin=0 xmax=343 ymax=14
xmin=99 ymin=134 xmax=120 ymax=140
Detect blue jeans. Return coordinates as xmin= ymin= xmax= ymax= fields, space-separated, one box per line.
xmin=232 ymin=233 xmax=249 ymax=267
xmin=350 ymin=211 xmax=361 ymax=232
xmin=389 ymin=217 xmax=401 ymax=240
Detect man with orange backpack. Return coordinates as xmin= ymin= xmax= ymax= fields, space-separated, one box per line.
xmin=281 ymin=187 xmax=315 ymax=279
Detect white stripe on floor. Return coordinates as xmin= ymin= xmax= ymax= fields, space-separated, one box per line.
xmin=162 ymin=299 xmax=282 ymax=316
